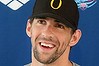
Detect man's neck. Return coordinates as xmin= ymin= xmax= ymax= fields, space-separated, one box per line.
xmin=31 ymin=58 xmax=73 ymax=66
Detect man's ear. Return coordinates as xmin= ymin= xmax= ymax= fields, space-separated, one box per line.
xmin=26 ymin=19 xmax=32 ymax=37
xmin=69 ymin=29 xmax=82 ymax=46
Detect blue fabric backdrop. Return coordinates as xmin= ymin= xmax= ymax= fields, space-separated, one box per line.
xmin=0 ymin=0 xmax=99 ymax=66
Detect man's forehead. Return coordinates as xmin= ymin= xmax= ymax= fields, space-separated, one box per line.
xmin=34 ymin=17 xmax=63 ymax=23
xmin=34 ymin=17 xmax=68 ymax=27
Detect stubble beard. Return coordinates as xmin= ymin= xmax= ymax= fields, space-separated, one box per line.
xmin=33 ymin=43 xmax=67 ymax=64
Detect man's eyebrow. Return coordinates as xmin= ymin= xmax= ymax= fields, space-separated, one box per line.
xmin=54 ymin=19 xmax=66 ymax=26
xmin=54 ymin=19 xmax=65 ymax=25
xmin=54 ymin=19 xmax=60 ymax=22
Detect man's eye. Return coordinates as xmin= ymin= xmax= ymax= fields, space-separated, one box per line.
xmin=55 ymin=23 xmax=65 ymax=29
xmin=37 ymin=20 xmax=46 ymax=25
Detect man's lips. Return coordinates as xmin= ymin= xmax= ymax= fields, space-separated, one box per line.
xmin=39 ymin=42 xmax=55 ymax=48
xmin=38 ymin=41 xmax=56 ymax=49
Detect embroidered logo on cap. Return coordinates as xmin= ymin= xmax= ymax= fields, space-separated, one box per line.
xmin=50 ymin=0 xmax=62 ymax=9
xmin=0 ymin=0 xmax=29 ymax=10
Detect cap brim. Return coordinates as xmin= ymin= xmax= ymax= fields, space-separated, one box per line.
xmin=31 ymin=13 xmax=75 ymax=29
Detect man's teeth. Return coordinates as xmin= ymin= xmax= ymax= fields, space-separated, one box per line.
xmin=40 ymin=43 xmax=54 ymax=48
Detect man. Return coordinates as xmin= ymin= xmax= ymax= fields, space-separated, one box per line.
xmin=25 ymin=0 xmax=82 ymax=66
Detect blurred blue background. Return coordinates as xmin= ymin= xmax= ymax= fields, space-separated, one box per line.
xmin=0 ymin=0 xmax=99 ymax=66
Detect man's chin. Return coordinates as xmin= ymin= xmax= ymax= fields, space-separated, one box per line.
xmin=34 ymin=55 xmax=54 ymax=64
xmin=33 ymin=46 xmax=59 ymax=64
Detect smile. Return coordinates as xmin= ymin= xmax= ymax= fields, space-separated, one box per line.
xmin=40 ymin=42 xmax=55 ymax=48
xmin=38 ymin=42 xmax=56 ymax=51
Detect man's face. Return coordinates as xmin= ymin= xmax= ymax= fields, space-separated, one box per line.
xmin=27 ymin=17 xmax=74 ymax=64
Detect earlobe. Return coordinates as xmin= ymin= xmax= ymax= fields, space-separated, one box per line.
xmin=69 ymin=29 xmax=82 ymax=46
xmin=26 ymin=19 xmax=32 ymax=37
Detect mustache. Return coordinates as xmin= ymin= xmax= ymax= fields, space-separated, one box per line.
xmin=35 ymin=36 xmax=59 ymax=44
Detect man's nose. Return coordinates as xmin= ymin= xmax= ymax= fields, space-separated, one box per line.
xmin=41 ymin=25 xmax=54 ymax=38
